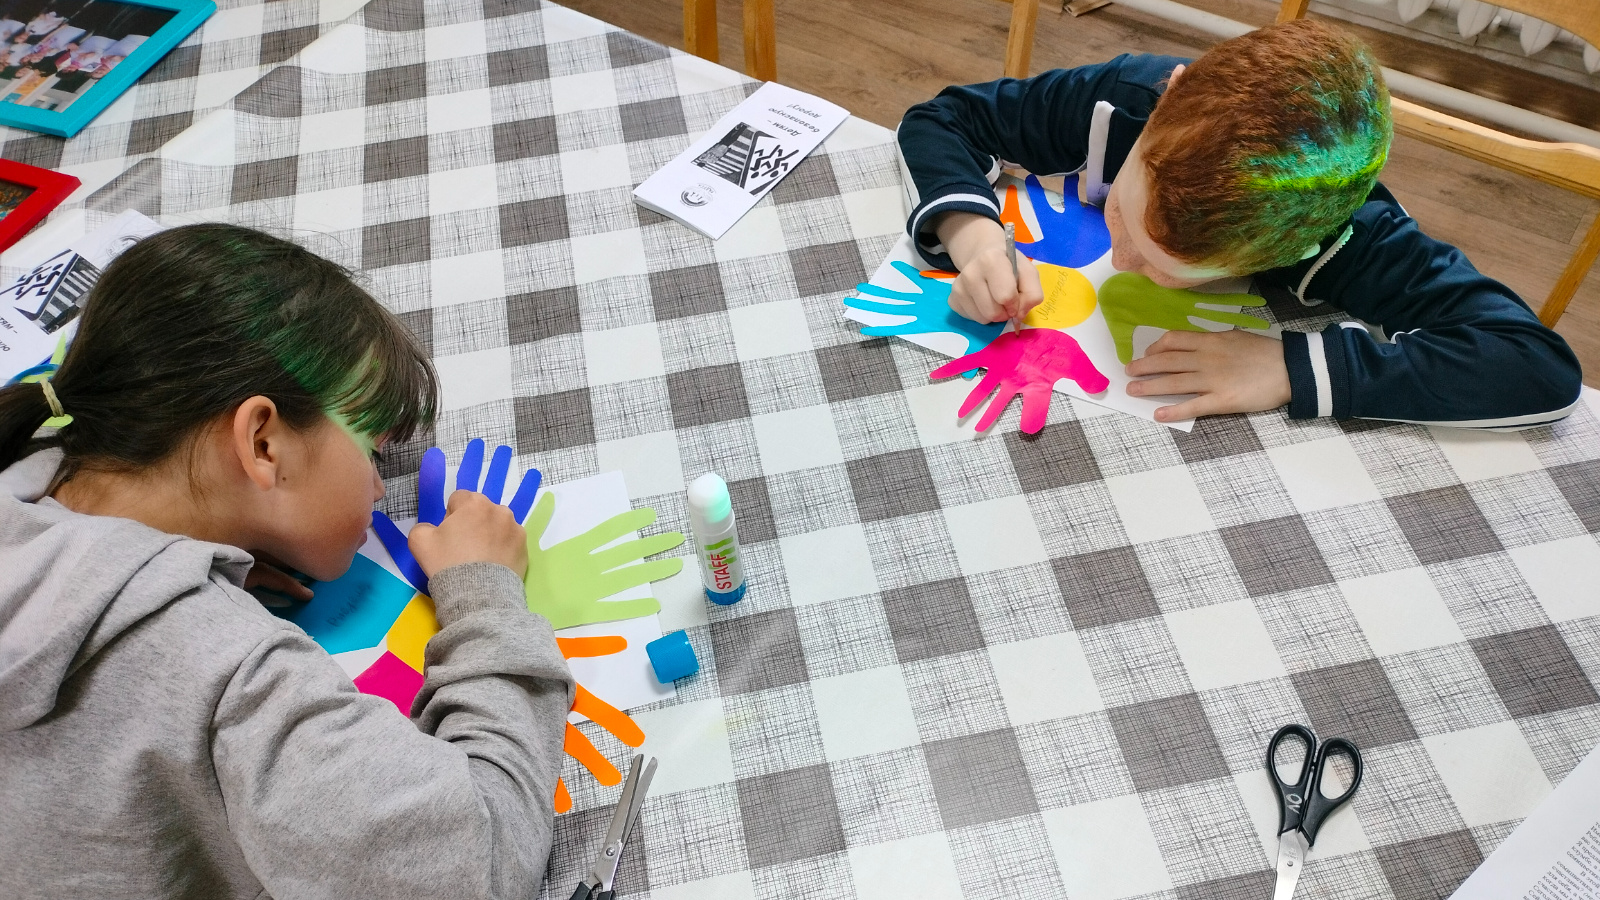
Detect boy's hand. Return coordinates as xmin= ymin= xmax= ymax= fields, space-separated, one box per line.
xmin=409 ymin=490 xmax=529 ymax=580
xmin=935 ymin=212 xmax=1044 ymax=324
xmin=1125 ymin=330 xmax=1291 ymax=422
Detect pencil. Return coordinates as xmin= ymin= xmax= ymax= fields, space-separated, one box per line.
xmin=1004 ymin=222 xmax=1022 ymax=331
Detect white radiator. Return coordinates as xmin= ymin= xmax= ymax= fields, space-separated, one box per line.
xmin=1313 ymin=0 xmax=1599 ymax=79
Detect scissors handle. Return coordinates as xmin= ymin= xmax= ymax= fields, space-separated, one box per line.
xmin=1267 ymin=724 xmax=1318 ymax=837
xmin=570 ymin=885 xmax=594 ymax=900
xmin=1300 ymin=736 xmax=1363 ymax=846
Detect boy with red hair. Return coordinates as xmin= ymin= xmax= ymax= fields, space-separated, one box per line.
xmin=900 ymin=19 xmax=1582 ymax=428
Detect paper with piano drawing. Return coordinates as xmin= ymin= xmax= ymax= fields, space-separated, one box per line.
xmin=634 ymin=82 xmax=848 ymax=239
xmin=2 ymin=209 xmax=162 ymax=342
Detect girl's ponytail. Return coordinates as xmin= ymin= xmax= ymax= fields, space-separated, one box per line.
xmin=0 ymin=380 xmax=55 ymax=470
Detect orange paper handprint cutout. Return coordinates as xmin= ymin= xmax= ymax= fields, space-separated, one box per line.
xmin=553 ymin=635 xmax=646 ymax=814
xmin=999 ymin=182 xmax=1038 ymax=243
xmin=349 ymin=597 xmax=647 ymax=815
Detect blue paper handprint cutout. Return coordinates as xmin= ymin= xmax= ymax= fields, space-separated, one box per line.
xmin=1015 ymin=174 xmax=1111 ymax=268
xmin=846 ymin=261 xmax=1004 ymax=354
xmin=371 ymin=438 xmax=543 ymax=595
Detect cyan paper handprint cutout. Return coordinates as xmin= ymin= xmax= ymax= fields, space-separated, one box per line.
xmin=930 ymin=328 xmax=1110 ymax=433
xmin=1015 ymin=174 xmax=1112 ymax=269
xmin=1098 ymin=273 xmax=1270 ymax=364
xmin=846 ymin=261 xmax=1004 ymax=355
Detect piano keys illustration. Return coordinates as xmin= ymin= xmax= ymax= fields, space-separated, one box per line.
xmin=692 ymin=122 xmax=801 ymax=196
xmin=4 ymin=247 xmax=102 ymax=333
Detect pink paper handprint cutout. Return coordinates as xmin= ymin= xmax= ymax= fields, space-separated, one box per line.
xmin=929 ymin=328 xmax=1109 ymax=433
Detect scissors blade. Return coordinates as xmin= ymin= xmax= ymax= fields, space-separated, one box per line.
xmin=619 ymin=757 xmax=658 ymax=848
xmin=1273 ymin=831 xmax=1308 ymax=900
xmin=588 ymin=756 xmax=645 ymax=888
xmin=604 ymin=757 xmax=644 ymax=849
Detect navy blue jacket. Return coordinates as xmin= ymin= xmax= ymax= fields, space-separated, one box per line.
xmin=898 ymin=54 xmax=1584 ymax=428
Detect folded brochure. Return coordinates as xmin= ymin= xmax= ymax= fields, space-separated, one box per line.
xmin=634 ymin=82 xmax=847 ymax=240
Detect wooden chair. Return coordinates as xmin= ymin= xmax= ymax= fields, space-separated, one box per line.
xmin=682 ymin=0 xmax=777 ymax=83
xmin=1276 ymin=0 xmax=1600 ymax=326
xmin=1004 ymin=0 xmax=1043 ymax=79
xmin=684 ymin=0 xmax=1042 ymax=84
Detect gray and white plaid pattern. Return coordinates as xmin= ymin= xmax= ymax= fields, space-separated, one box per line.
xmin=0 ymin=0 xmax=366 ymax=218
xmin=64 ymin=1 xmax=1600 ymax=897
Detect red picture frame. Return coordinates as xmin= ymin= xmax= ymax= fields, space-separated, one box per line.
xmin=0 ymin=158 xmax=79 ymax=252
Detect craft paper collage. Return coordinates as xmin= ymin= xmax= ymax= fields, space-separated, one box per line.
xmin=288 ymin=468 xmax=676 ymax=726
xmin=844 ymin=174 xmax=1274 ymax=432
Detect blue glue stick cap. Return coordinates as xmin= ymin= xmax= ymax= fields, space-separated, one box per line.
xmin=647 ymin=630 xmax=700 ymax=683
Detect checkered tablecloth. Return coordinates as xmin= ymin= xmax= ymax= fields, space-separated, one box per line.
xmin=58 ymin=1 xmax=1600 ymax=897
xmin=0 ymin=0 xmax=367 ymax=217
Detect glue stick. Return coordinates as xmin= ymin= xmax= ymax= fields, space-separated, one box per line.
xmin=687 ymin=472 xmax=746 ymax=605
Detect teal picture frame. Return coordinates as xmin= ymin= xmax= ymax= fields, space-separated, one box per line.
xmin=0 ymin=0 xmax=214 ymax=138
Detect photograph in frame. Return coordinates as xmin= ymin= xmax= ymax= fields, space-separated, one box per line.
xmin=0 ymin=157 xmax=80 ymax=251
xmin=0 ymin=0 xmax=212 ymax=137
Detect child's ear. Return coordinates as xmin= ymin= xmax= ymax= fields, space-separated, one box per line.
xmin=230 ymin=396 xmax=283 ymax=492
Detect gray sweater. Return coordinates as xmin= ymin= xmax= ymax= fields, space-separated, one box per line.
xmin=0 ymin=449 xmax=575 ymax=899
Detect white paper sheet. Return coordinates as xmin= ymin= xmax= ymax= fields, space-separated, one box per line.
xmin=1449 ymin=743 xmax=1600 ymax=899
xmin=361 ymin=467 xmax=675 ymax=722
xmin=634 ymin=82 xmax=848 ymax=239
xmin=845 ymin=175 xmax=1279 ymax=432
xmin=537 ymin=470 xmax=675 ymax=722
xmin=0 ymin=306 xmax=53 ymax=382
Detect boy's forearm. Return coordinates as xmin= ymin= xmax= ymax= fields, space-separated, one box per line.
xmin=1274 ymin=202 xmax=1584 ymax=427
xmin=934 ymin=211 xmax=1007 ymax=271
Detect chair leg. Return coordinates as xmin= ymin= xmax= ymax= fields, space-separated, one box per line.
xmin=1540 ymin=213 xmax=1600 ymax=327
xmin=684 ymin=0 xmax=719 ymax=64
xmin=1276 ymin=0 xmax=1312 ymax=22
xmin=1004 ymin=0 xmax=1040 ymax=79
xmin=744 ymin=0 xmax=776 ymax=82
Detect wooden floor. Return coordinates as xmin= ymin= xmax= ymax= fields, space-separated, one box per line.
xmin=565 ymin=0 xmax=1600 ymax=386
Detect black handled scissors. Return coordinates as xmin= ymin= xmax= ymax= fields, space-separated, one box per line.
xmin=1267 ymin=724 xmax=1363 ymax=900
xmin=571 ymin=754 xmax=657 ymax=900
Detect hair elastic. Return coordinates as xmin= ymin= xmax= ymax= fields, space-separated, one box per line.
xmin=39 ymin=379 xmax=64 ymax=418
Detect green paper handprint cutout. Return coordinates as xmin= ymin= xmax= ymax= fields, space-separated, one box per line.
xmin=1098 ymin=273 xmax=1270 ymax=364
xmin=523 ymin=491 xmax=685 ymax=630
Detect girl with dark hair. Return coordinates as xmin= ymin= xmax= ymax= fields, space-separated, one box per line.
xmin=0 ymin=224 xmax=574 ymax=899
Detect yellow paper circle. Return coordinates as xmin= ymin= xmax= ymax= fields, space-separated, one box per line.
xmin=1025 ymin=263 xmax=1097 ymax=329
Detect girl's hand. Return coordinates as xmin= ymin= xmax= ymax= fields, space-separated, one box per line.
xmin=244 ymin=557 xmax=313 ymax=606
xmin=935 ymin=212 xmax=1044 ymax=324
xmin=408 ymin=490 xmax=529 ymax=580
xmin=1124 ymin=329 xmax=1292 ymax=422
